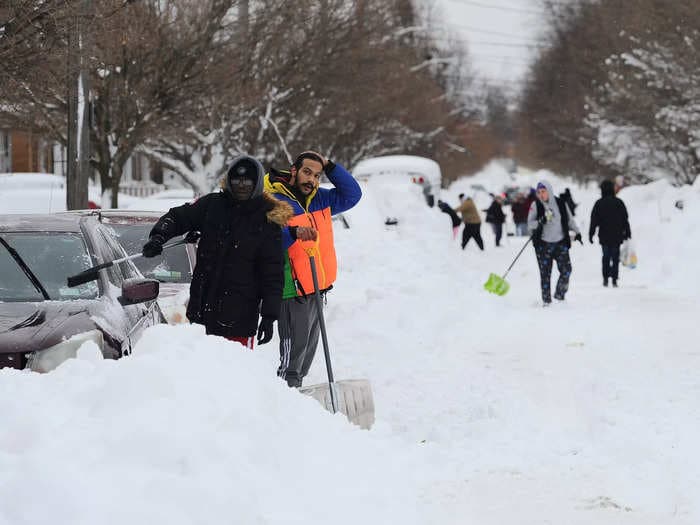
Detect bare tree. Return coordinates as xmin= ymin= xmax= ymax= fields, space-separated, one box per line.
xmin=0 ymin=0 xmax=239 ymax=207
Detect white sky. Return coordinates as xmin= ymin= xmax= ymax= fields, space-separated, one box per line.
xmin=428 ymin=0 xmax=549 ymax=91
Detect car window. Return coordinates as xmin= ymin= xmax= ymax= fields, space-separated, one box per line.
xmin=107 ymin=228 xmax=140 ymax=281
xmin=0 ymin=233 xmax=98 ymax=301
xmin=108 ymin=222 xmax=192 ymax=284
xmin=98 ymin=226 xmax=141 ymax=282
xmin=94 ymin=227 xmax=126 ymax=286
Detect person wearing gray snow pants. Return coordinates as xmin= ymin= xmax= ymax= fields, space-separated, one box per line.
xmin=277 ymin=295 xmax=323 ymax=387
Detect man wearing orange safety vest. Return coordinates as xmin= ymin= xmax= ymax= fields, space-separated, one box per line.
xmin=265 ymin=151 xmax=362 ymax=387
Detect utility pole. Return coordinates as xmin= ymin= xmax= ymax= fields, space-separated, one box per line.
xmin=66 ymin=0 xmax=91 ymax=210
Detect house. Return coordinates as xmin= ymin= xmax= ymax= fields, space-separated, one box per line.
xmin=0 ymin=127 xmax=184 ymax=198
xmin=0 ymin=129 xmax=59 ymax=174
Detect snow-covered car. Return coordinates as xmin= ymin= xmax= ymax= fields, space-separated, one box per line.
xmin=352 ymin=155 xmax=441 ymax=208
xmin=97 ymin=210 xmax=195 ymax=324
xmin=0 ymin=172 xmax=101 ymax=212
xmin=0 ymin=213 xmax=165 ymax=372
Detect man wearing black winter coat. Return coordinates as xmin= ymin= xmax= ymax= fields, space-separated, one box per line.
xmin=589 ymin=179 xmax=631 ymax=288
xmin=142 ymin=155 xmax=293 ymax=348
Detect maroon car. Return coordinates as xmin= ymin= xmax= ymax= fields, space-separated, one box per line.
xmin=0 ymin=213 xmax=165 ymax=372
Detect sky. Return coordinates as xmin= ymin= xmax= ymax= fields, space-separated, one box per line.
xmin=429 ymin=0 xmax=550 ymax=91
xmin=2 ymin=162 xmax=699 ymax=523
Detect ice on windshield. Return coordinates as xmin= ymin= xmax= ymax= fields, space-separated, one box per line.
xmin=109 ymin=223 xmax=192 ymax=284
xmin=0 ymin=233 xmax=98 ymax=302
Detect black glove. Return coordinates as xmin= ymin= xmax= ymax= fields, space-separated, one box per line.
xmin=533 ymin=223 xmax=543 ymax=239
xmin=257 ymin=317 xmax=274 ymax=345
xmin=185 ymin=230 xmax=201 ymax=244
xmin=574 ymin=233 xmax=583 ymax=245
xmin=589 ymin=235 xmax=595 ymax=244
xmin=142 ymin=235 xmax=165 ymax=258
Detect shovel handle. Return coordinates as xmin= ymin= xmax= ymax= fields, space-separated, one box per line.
xmin=309 ymin=255 xmax=338 ymax=413
xmin=502 ymin=234 xmax=534 ymax=279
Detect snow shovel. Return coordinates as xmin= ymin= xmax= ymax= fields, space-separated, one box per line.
xmin=299 ymin=254 xmax=375 ymax=430
xmin=484 ymin=232 xmax=536 ymax=296
xmin=67 ymin=231 xmax=200 ymax=287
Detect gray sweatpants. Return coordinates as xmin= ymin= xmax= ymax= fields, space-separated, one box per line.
xmin=276 ymin=296 xmax=322 ymax=387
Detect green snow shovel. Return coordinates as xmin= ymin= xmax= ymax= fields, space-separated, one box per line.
xmin=299 ymin=253 xmax=375 ymax=430
xmin=484 ymin=231 xmax=537 ymax=296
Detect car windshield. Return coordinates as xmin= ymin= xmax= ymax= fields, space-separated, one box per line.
xmin=109 ymin=223 xmax=192 ymax=284
xmin=0 ymin=232 xmax=98 ymax=302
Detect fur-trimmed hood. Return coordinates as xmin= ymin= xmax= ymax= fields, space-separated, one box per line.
xmin=263 ymin=192 xmax=294 ymax=226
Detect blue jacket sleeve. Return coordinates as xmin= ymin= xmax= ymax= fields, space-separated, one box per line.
xmin=322 ymin=163 xmax=362 ymax=215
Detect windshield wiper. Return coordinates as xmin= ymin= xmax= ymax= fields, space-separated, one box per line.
xmin=0 ymin=235 xmax=51 ymax=300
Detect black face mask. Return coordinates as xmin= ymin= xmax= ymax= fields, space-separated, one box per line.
xmin=229 ymin=176 xmax=255 ymax=200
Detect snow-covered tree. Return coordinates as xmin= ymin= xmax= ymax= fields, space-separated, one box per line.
xmin=587 ymin=30 xmax=700 ymax=184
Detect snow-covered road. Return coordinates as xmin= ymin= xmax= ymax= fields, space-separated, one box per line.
xmin=2 ymin=163 xmax=698 ymax=524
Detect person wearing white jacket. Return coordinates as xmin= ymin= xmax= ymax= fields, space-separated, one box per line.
xmin=527 ymin=180 xmax=582 ymax=306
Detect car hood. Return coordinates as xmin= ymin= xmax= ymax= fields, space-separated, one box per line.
xmin=0 ymin=301 xmax=97 ymax=354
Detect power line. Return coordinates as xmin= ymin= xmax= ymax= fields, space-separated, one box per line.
xmin=442 ymin=22 xmax=545 ymax=42
xmin=428 ymin=34 xmax=548 ymax=49
xmin=445 ymin=0 xmax=545 ymax=15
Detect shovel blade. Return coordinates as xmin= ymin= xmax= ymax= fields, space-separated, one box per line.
xmin=300 ymin=379 xmax=375 ymax=429
xmin=484 ymin=272 xmax=510 ymax=296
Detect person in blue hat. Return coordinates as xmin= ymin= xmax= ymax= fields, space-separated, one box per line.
xmin=528 ymin=180 xmax=582 ymax=306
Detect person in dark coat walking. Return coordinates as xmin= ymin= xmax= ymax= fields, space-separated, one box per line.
xmin=142 ymin=155 xmax=293 ymax=348
xmin=484 ymin=195 xmax=506 ymax=246
xmin=511 ymin=193 xmax=530 ymax=236
xmin=437 ymin=199 xmax=462 ymax=239
xmin=559 ymin=188 xmax=578 ymax=216
xmin=589 ymin=179 xmax=631 ymax=287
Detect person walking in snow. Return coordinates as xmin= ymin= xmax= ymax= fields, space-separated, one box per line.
xmin=559 ymin=187 xmax=578 ymax=217
xmin=455 ymin=195 xmax=484 ymax=250
xmin=511 ymin=193 xmax=530 ymax=236
xmin=484 ymin=195 xmax=506 ymax=246
xmin=528 ymin=180 xmax=582 ymax=306
xmin=589 ymin=179 xmax=631 ymax=287
xmin=419 ymin=178 xmax=435 ymax=208
xmin=437 ymin=199 xmax=462 ymax=239
xmin=142 ymin=155 xmax=292 ymax=348
xmin=266 ymin=151 xmax=362 ymax=388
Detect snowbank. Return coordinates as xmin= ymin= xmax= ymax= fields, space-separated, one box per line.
xmin=0 ymin=324 xmax=424 ymax=525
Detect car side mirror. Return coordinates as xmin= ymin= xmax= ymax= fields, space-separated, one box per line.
xmin=119 ymin=278 xmax=159 ymax=306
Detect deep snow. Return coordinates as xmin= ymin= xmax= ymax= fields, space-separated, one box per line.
xmin=1 ymin=162 xmax=699 ymax=524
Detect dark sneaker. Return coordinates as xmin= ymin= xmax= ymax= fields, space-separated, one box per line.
xmin=612 ymin=279 xmax=618 ymax=288
xmin=603 ymin=279 xmax=609 ymax=287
